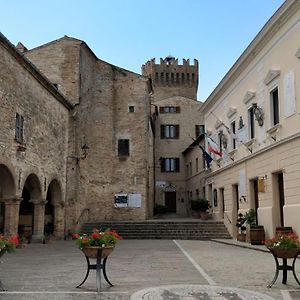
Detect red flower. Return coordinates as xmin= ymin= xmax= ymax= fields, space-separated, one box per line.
xmin=9 ymin=235 xmax=20 ymax=246
xmin=72 ymin=233 xmax=80 ymax=239
xmin=92 ymin=233 xmax=101 ymax=239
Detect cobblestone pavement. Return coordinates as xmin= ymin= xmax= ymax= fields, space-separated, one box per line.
xmin=0 ymin=239 xmax=299 ymax=299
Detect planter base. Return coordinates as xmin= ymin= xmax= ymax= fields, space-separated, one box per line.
xmin=267 ymin=247 xmax=300 ymax=288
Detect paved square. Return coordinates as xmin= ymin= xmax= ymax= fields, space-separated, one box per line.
xmin=0 ymin=240 xmax=299 ymax=299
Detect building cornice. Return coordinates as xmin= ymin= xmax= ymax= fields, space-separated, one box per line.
xmin=200 ymin=0 xmax=300 ymax=114
xmin=205 ymin=131 xmax=300 ymax=179
xmin=0 ymin=32 xmax=73 ymax=110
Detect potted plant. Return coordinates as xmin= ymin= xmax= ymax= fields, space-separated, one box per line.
xmin=72 ymin=228 xmax=122 ymax=258
xmin=0 ymin=234 xmax=19 ymax=255
xmin=191 ymin=199 xmax=210 ymax=220
xmin=265 ymin=232 xmax=300 ymax=259
xmin=236 ymin=213 xmax=246 ymax=242
xmin=244 ymin=208 xmax=265 ymax=245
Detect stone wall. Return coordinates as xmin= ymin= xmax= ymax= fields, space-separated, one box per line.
xmin=0 ymin=34 xmax=70 ymax=239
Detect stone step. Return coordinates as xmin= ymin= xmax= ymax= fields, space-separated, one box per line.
xmin=80 ymin=219 xmax=231 ymax=240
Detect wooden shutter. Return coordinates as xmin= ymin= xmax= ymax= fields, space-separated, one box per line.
xmin=175 ymin=125 xmax=179 ymax=139
xmin=159 ymin=107 xmax=165 ymax=113
xmin=176 ymin=106 xmax=180 ymax=113
xmin=160 ymin=158 xmax=165 ymax=172
xmin=160 ymin=125 xmax=165 ymax=138
xmin=175 ymin=158 xmax=180 ymax=172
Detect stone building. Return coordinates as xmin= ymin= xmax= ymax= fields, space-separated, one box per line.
xmin=0 ymin=33 xmax=71 ymax=241
xmin=1 ymin=0 xmax=299 ymax=243
xmin=142 ymin=57 xmax=203 ymax=216
xmin=0 ymin=34 xmax=154 ymax=240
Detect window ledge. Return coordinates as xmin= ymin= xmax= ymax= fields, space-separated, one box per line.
xmin=228 ymin=149 xmax=237 ymax=156
xmin=266 ymin=123 xmax=281 ymax=135
xmin=244 ymin=138 xmax=256 ymax=147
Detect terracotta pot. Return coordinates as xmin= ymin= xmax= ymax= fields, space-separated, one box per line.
xmin=268 ymin=247 xmax=300 ymax=259
xmin=237 ymin=233 xmax=246 ymax=242
xmin=81 ymin=246 xmax=114 ymax=259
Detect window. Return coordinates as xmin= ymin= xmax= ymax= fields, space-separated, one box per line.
xmin=15 ymin=113 xmax=24 ymax=143
xmin=189 ymin=162 xmax=192 ymax=176
xmin=231 ymin=121 xmax=236 ymax=149
xmin=128 ymin=106 xmax=135 ymax=113
xmin=195 ymin=125 xmax=205 ymax=138
xmin=248 ymin=106 xmax=255 ymax=139
xmin=159 ymin=106 xmax=180 ymax=113
xmin=196 ymin=189 xmax=199 ymax=200
xmin=270 ymin=87 xmax=279 ymax=126
xmin=196 ymin=158 xmax=199 ymax=173
xmin=218 ymin=131 xmax=223 ymax=153
xmin=160 ymin=158 xmax=180 ymax=172
xmin=118 ymin=139 xmax=129 ymax=156
xmin=160 ymin=125 xmax=179 ymax=139
xmin=186 ymin=164 xmax=189 ymax=176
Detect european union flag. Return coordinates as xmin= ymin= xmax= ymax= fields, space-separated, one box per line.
xmin=199 ymin=145 xmax=213 ymax=167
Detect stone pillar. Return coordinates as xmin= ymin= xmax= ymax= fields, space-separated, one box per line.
xmin=54 ymin=202 xmax=65 ymax=239
xmin=31 ymin=199 xmax=46 ymax=243
xmin=4 ymin=198 xmax=21 ymax=236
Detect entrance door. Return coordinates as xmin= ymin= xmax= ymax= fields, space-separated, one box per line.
xmin=278 ymin=173 xmax=285 ymax=227
xmin=0 ymin=202 xmax=4 ymax=232
xmin=165 ymin=192 xmax=176 ymax=213
xmin=250 ymin=179 xmax=259 ymax=225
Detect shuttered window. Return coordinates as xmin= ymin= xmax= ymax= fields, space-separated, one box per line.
xmin=195 ymin=125 xmax=205 ymax=138
xmin=118 ymin=139 xmax=129 ymax=156
xmin=160 ymin=125 xmax=179 ymax=139
xmin=160 ymin=158 xmax=180 ymax=172
xmin=15 ymin=113 xmax=24 ymax=143
xmin=159 ymin=106 xmax=180 ymax=113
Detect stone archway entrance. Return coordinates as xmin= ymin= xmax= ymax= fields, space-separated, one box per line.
xmin=0 ymin=164 xmax=16 ymax=234
xmin=46 ymin=179 xmax=64 ymax=238
xmin=19 ymin=174 xmax=42 ymax=242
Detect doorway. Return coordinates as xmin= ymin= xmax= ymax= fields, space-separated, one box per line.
xmin=232 ymin=184 xmax=239 ymax=237
xmin=165 ymin=192 xmax=176 ymax=213
xmin=272 ymin=172 xmax=285 ymax=227
xmin=250 ymin=179 xmax=259 ymax=225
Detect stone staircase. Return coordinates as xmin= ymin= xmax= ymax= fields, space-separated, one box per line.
xmin=80 ymin=220 xmax=231 ymax=240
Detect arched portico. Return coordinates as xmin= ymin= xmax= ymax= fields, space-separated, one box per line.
xmin=19 ymin=174 xmax=43 ymax=242
xmin=45 ymin=179 xmax=64 ymax=238
xmin=0 ymin=164 xmax=17 ymax=235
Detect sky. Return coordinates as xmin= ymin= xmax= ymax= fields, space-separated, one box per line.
xmin=1 ymin=0 xmax=284 ymax=101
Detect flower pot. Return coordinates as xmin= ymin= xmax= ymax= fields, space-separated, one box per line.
xmin=250 ymin=225 xmax=265 ymax=245
xmin=268 ymin=247 xmax=300 ymax=259
xmin=81 ymin=246 xmax=114 ymax=259
xmin=199 ymin=211 xmax=209 ymax=220
xmin=237 ymin=233 xmax=246 ymax=242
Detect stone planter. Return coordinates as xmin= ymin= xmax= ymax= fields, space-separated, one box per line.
xmin=81 ymin=246 xmax=114 ymax=259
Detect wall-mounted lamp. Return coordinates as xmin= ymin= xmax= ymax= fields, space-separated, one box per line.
xmin=81 ymin=143 xmax=90 ymax=159
xmin=252 ymin=103 xmax=264 ymax=126
xmin=69 ymin=143 xmax=90 ymax=164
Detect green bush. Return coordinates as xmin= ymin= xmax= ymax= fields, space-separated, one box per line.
xmin=191 ymin=199 xmax=209 ymax=212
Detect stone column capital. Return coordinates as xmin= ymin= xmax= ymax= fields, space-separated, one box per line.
xmin=3 ymin=197 xmax=22 ymax=205
xmin=30 ymin=199 xmax=47 ymax=206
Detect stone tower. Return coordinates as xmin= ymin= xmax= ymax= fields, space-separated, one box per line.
xmin=142 ymin=56 xmax=199 ymax=101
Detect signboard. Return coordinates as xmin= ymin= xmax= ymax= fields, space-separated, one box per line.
xmin=128 ymin=193 xmax=142 ymax=208
xmin=114 ymin=194 xmax=128 ymax=208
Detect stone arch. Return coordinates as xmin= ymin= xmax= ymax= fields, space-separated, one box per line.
xmin=0 ymin=164 xmax=16 ymax=233
xmin=46 ymin=179 xmax=64 ymax=238
xmin=19 ymin=173 xmax=43 ymax=241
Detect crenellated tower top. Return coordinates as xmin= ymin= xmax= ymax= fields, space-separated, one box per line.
xmin=142 ymin=56 xmax=199 ymax=101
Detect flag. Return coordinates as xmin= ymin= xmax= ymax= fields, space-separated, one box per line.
xmin=208 ymin=143 xmax=222 ymax=157
xmin=199 ymin=145 xmax=213 ymax=167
